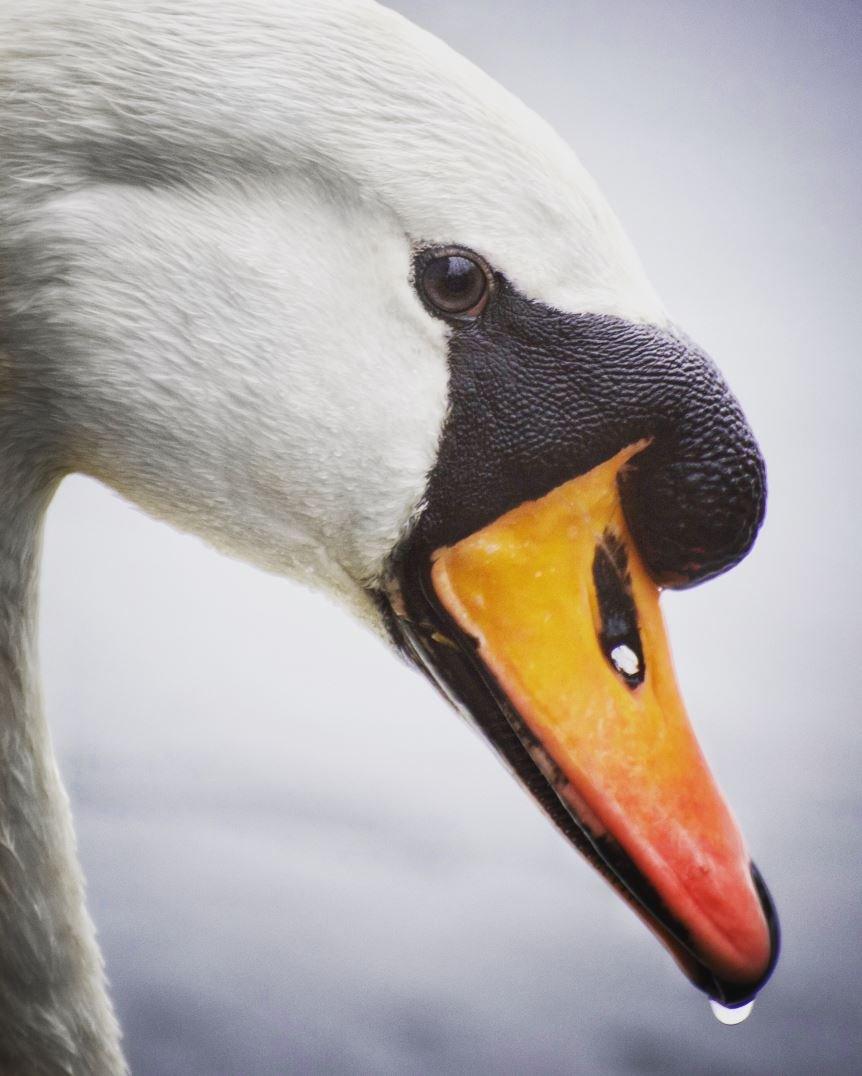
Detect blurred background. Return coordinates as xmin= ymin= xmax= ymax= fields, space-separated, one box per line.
xmin=40 ymin=1 xmax=860 ymax=1072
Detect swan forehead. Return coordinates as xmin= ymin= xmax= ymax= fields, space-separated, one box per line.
xmin=3 ymin=0 xmax=664 ymax=323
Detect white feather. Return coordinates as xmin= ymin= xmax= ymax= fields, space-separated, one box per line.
xmin=0 ymin=1 xmax=668 ymax=1070
xmin=2 ymin=0 xmax=666 ymax=595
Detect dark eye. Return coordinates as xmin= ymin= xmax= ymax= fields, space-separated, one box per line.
xmin=418 ymin=251 xmax=490 ymax=317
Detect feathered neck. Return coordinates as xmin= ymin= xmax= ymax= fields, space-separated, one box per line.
xmin=0 ymin=427 xmax=126 ymax=1073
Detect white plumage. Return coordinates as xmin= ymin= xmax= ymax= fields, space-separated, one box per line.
xmin=0 ymin=1 xmax=667 ymax=1070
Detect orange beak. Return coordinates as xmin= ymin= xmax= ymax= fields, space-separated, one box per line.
xmin=423 ymin=444 xmax=774 ymax=997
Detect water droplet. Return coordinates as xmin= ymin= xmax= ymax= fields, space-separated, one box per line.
xmin=709 ymin=999 xmax=755 ymax=1025
xmin=610 ymin=643 xmax=640 ymax=679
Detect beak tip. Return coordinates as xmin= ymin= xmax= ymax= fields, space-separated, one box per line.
xmin=697 ymin=862 xmax=780 ymax=1008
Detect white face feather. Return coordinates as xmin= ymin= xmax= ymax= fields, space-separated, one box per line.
xmin=23 ymin=176 xmax=449 ymax=606
xmin=0 ymin=0 xmax=667 ymax=616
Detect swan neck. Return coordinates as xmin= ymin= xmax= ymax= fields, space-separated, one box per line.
xmin=0 ymin=444 xmax=127 ymax=1074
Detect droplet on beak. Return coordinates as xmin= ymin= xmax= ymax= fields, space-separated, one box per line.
xmin=709 ymin=998 xmax=755 ymax=1025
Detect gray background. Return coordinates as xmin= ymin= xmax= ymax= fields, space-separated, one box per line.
xmin=40 ymin=1 xmax=860 ymax=1073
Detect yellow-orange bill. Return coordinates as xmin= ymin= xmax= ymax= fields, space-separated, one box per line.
xmin=430 ymin=444 xmax=771 ymax=985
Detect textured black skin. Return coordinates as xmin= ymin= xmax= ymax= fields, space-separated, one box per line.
xmin=412 ymin=274 xmax=766 ymax=587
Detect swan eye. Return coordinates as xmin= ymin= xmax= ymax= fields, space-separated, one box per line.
xmin=418 ymin=250 xmax=490 ymax=318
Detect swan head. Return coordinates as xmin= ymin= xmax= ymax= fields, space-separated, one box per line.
xmin=2 ymin=0 xmax=777 ymax=1010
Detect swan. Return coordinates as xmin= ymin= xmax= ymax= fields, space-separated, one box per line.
xmin=0 ymin=0 xmax=779 ymax=1070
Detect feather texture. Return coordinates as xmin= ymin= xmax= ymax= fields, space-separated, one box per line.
xmin=0 ymin=2 xmax=667 ymax=1069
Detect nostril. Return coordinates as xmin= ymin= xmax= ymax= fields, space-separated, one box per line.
xmin=618 ymin=436 xmax=767 ymax=589
xmin=592 ymin=530 xmax=646 ymax=688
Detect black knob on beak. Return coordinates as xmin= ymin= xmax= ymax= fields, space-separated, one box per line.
xmin=618 ymin=370 xmax=767 ymax=588
xmin=406 ymin=280 xmax=767 ymax=592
